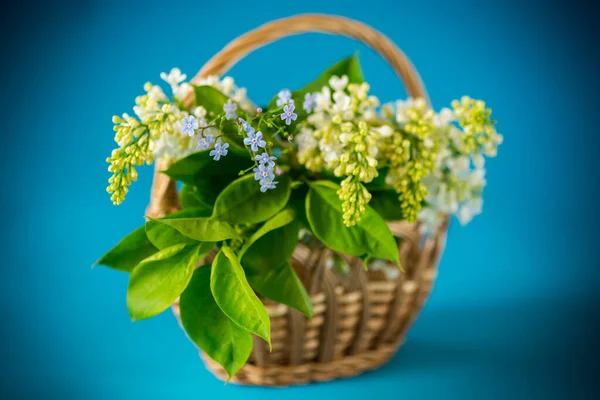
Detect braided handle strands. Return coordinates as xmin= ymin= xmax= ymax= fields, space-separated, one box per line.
xmin=158 ymin=14 xmax=448 ymax=385
xmin=147 ymin=14 xmax=429 ymax=217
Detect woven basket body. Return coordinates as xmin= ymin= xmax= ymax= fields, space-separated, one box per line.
xmin=148 ymin=14 xmax=449 ymax=386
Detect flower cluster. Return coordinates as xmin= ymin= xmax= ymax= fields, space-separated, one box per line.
xmin=296 ymin=77 xmax=501 ymax=229
xmin=297 ymin=75 xmax=382 ymax=226
xmin=106 ymin=114 xmax=153 ymax=204
xmin=107 ymin=69 xmax=256 ymax=204
xmin=107 ymin=81 xmax=189 ymax=205
xmin=106 ymin=66 xmax=501 ymax=232
xmin=239 ymin=118 xmax=279 ymax=192
xmin=417 ymin=97 xmax=502 ymax=235
xmin=380 ymin=97 xmax=438 ymax=223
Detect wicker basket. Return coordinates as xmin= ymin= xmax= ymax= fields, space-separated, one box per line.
xmin=147 ymin=14 xmax=449 ymax=387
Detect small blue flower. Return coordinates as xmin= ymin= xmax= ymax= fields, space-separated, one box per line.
xmin=180 ymin=115 xmax=199 ymax=136
xmin=303 ymin=93 xmax=316 ymax=113
xmin=253 ymin=164 xmax=275 ymax=184
xmin=197 ymin=134 xmax=215 ymax=150
xmin=243 ymin=131 xmax=266 ymax=152
xmin=273 ymin=148 xmax=282 ymax=157
xmin=197 ymin=138 xmax=209 ymax=150
xmin=255 ymin=152 xmax=276 ymax=167
xmin=260 ymin=179 xmax=278 ymax=192
xmin=276 ymin=90 xmax=293 ymax=107
xmin=223 ymin=99 xmax=237 ymax=120
xmin=280 ymin=104 xmax=298 ymax=126
xmin=209 ymin=142 xmax=229 ymax=161
xmin=238 ymin=118 xmax=255 ymax=135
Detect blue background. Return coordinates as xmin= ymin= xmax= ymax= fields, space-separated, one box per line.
xmin=2 ymin=0 xmax=599 ymax=398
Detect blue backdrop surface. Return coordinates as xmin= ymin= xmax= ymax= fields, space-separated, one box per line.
xmin=1 ymin=0 xmax=599 ymax=398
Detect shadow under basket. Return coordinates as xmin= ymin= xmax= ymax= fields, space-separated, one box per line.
xmin=148 ymin=14 xmax=450 ymax=386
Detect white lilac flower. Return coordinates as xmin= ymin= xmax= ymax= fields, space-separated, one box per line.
xmin=281 ymin=104 xmax=298 ymax=125
xmin=193 ymin=106 xmax=207 ymax=119
xmin=153 ymin=133 xmax=179 ymax=159
xmin=260 ymin=179 xmax=278 ymax=192
xmin=473 ymin=154 xmax=485 ymax=169
xmin=180 ymin=115 xmax=198 ymax=136
xmin=371 ymin=125 xmax=394 ymax=138
xmin=191 ymin=106 xmax=208 ymax=127
xmin=418 ymin=208 xmax=445 ymax=236
xmin=231 ymin=87 xmax=254 ymax=113
xmin=173 ymin=83 xmax=192 ymax=100
xmin=243 ymin=131 xmax=266 ymax=152
xmin=160 ymin=68 xmax=186 ymax=87
xmin=394 ymin=98 xmax=424 ymax=123
xmin=220 ymin=77 xmax=235 ymax=95
xmin=209 ymin=142 xmax=229 ymax=161
xmin=457 ymin=198 xmax=483 ymax=225
xmin=331 ymin=91 xmax=351 ymax=115
xmin=253 ymin=164 xmax=275 ymax=185
xmin=255 ymin=152 xmax=276 ymax=167
xmin=433 ymin=107 xmax=455 ymax=127
xmin=329 ymin=75 xmax=349 ymax=92
xmin=223 ymin=99 xmax=237 ymax=120
xmin=303 ymin=93 xmax=316 ymax=113
xmin=160 ymin=68 xmax=192 ymax=99
xmin=315 ymin=86 xmax=332 ymax=111
xmin=276 ymin=90 xmax=293 ymax=107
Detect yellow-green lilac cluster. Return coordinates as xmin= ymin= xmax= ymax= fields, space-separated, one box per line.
xmin=380 ymin=98 xmax=439 ymax=222
xmin=297 ymin=76 xmax=502 ymax=229
xmin=106 ymin=114 xmax=154 ymax=204
xmin=451 ymin=96 xmax=500 ymax=156
xmin=297 ymin=76 xmax=382 ymax=226
xmin=107 ymin=82 xmax=189 ymax=205
xmin=417 ymin=97 xmax=502 ymax=235
xmin=106 ymin=69 xmax=254 ymax=205
xmin=337 ymin=121 xmax=379 ymax=226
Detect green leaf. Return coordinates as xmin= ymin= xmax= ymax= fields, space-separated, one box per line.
xmin=289 ymin=187 xmax=312 ymax=232
xmin=213 ymin=174 xmax=291 ymax=225
xmin=145 ymin=208 xmax=211 ymax=249
xmin=147 ymin=216 xmax=238 ymax=242
xmin=193 ymin=85 xmax=230 ymax=116
xmin=179 ymin=184 xmax=213 ymax=210
xmin=249 ymin=262 xmax=312 ymax=319
xmin=369 ymin=190 xmax=405 ymax=221
xmin=237 ymin=210 xmax=311 ymax=318
xmin=180 ymin=265 xmax=253 ymax=379
xmin=211 ymin=246 xmax=271 ymax=347
xmin=127 ymin=243 xmax=201 ymax=321
xmin=239 ymin=208 xmax=298 ymax=272
xmin=306 ymin=181 xmax=400 ymax=265
xmin=298 ymin=54 xmax=364 ymax=95
xmin=164 ymin=148 xmax=253 ymax=205
xmin=94 ymin=226 xmax=158 ymax=273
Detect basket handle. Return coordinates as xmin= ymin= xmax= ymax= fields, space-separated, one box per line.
xmin=148 ymin=13 xmax=429 ymax=217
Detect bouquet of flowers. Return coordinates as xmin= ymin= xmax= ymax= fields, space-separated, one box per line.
xmin=96 ymin=54 xmax=502 ymax=379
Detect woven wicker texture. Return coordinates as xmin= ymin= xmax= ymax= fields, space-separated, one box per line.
xmin=152 ymin=14 xmax=449 ymax=386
